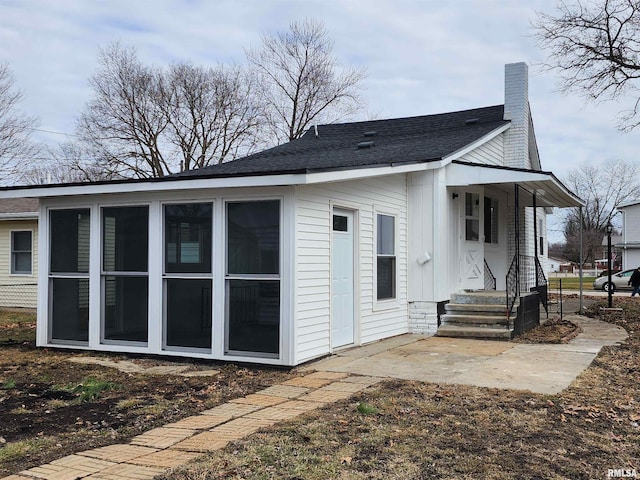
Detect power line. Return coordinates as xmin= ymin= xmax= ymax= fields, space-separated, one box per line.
xmin=28 ymin=127 xmax=79 ymax=138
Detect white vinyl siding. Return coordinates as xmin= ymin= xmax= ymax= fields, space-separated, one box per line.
xmin=295 ymin=175 xmax=408 ymax=363
xmin=0 ymin=220 xmax=38 ymax=308
xmin=457 ymin=134 xmax=504 ymax=166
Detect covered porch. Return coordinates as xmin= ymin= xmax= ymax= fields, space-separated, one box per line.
xmin=439 ymin=161 xmax=584 ymax=339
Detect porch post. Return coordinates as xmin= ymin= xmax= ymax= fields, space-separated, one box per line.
xmin=514 ymin=184 xmax=520 ymax=296
xmin=533 ymin=192 xmax=538 ymax=288
xmin=579 ymin=206 xmax=584 ymax=313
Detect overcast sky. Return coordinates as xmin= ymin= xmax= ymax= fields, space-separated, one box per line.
xmin=1 ymin=0 xmax=637 ymax=240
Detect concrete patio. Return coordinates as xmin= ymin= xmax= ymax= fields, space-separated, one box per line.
xmin=303 ymin=315 xmax=628 ymax=394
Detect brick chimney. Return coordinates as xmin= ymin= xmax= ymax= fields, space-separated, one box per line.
xmin=503 ymin=62 xmax=531 ymax=169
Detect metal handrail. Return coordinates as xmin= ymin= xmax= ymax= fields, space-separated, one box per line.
xmin=506 ymin=255 xmax=519 ymax=322
xmin=506 ymin=254 xmax=548 ymax=320
xmin=484 ymin=259 xmax=497 ymax=290
xmin=534 ymin=256 xmax=548 ymax=316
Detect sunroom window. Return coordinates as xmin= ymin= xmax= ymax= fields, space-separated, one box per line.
xmin=226 ymin=200 xmax=280 ymax=356
xmin=49 ymin=209 xmax=90 ymax=343
xmin=164 ymin=203 xmax=213 ymax=350
xmin=102 ymin=206 xmax=149 ymax=344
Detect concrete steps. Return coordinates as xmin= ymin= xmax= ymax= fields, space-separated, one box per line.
xmin=436 ymin=324 xmax=513 ymax=340
xmin=436 ymin=290 xmax=515 ymax=340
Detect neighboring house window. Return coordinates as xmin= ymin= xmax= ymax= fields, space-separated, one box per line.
xmin=226 ymin=200 xmax=280 ymax=356
xmin=377 ymin=213 xmax=396 ymax=300
xmin=484 ymin=197 xmax=498 ymax=244
xmin=11 ymin=231 xmax=32 ymax=274
xmin=102 ymin=206 xmax=149 ymax=344
xmin=164 ymin=203 xmax=212 ymax=350
xmin=49 ymin=209 xmax=90 ymax=343
xmin=465 ymin=193 xmax=480 ymax=241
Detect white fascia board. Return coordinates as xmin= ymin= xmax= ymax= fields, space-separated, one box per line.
xmin=441 ymin=123 xmax=511 ymax=162
xmin=446 ymin=162 xmax=553 ymax=186
xmin=0 ymin=162 xmax=446 ymax=200
xmin=303 ymin=160 xmax=446 ymax=184
xmin=446 ymin=162 xmax=584 ymax=207
xmin=617 ymin=200 xmax=640 ymax=209
xmin=0 ymin=174 xmax=308 ymax=199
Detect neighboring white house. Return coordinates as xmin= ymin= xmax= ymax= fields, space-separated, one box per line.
xmin=547 ymin=256 xmax=567 ymax=274
xmin=0 ymin=198 xmax=38 ymax=308
xmin=0 ymin=63 xmax=582 ymax=366
xmin=616 ymin=202 xmax=640 ymax=269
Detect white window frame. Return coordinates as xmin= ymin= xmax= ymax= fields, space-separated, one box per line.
xmin=161 ymin=201 xmax=214 ymax=353
xmin=374 ymin=209 xmax=398 ymax=308
xmin=223 ymin=197 xmax=283 ymax=359
xmin=99 ymin=203 xmax=150 ymax=347
xmin=10 ymin=229 xmax=33 ymax=275
xmin=47 ymin=207 xmax=91 ymax=345
xmin=484 ymin=196 xmax=499 ymax=245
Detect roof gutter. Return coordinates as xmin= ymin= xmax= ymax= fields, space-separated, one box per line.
xmin=0 ymin=212 xmax=38 ymax=220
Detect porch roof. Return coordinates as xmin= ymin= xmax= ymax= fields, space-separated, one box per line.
xmin=446 ymin=161 xmax=584 ymax=208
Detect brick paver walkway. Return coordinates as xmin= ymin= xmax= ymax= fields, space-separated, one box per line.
xmin=2 ymin=371 xmax=381 ymax=480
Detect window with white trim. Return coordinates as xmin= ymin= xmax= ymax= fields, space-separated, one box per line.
xmin=102 ymin=206 xmax=149 ymax=344
xmin=484 ymin=196 xmax=498 ymax=244
xmin=11 ymin=230 xmax=32 ymax=274
xmin=49 ymin=209 xmax=90 ymax=343
xmin=376 ymin=213 xmax=396 ymax=300
xmin=164 ymin=203 xmax=213 ymax=350
xmin=226 ymin=200 xmax=280 ymax=356
xmin=465 ymin=193 xmax=480 ymax=241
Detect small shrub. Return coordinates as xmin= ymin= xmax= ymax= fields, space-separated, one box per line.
xmin=356 ymin=402 xmax=378 ymax=415
xmin=0 ymin=379 xmax=16 ymax=390
xmin=54 ymin=377 xmax=119 ymax=403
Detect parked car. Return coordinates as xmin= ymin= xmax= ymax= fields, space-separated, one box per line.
xmin=593 ymin=269 xmax=635 ymax=292
xmin=597 ymin=269 xmax=621 ymax=277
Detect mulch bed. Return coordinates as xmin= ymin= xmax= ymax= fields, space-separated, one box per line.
xmin=515 ymin=317 xmax=581 ymax=344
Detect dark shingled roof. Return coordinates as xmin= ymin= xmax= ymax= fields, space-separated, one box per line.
xmin=174 ymin=104 xmax=508 ymax=179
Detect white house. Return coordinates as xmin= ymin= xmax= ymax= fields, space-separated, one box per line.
xmin=0 ymin=63 xmax=582 ymax=366
xmin=0 ymin=198 xmax=38 ymax=308
xmin=616 ymin=201 xmax=640 ymax=269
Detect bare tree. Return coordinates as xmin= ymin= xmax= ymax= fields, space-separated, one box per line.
xmin=0 ymin=63 xmax=39 ymax=179
xmin=162 ymin=63 xmax=264 ymax=172
xmin=534 ymin=0 xmax=640 ymax=130
xmin=22 ymin=142 xmax=118 ymax=185
xmin=77 ymin=43 xmax=263 ymax=178
xmin=561 ymin=159 xmax=640 ymax=264
xmin=246 ymin=18 xmax=367 ymax=143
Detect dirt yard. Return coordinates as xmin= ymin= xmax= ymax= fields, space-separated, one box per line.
xmin=1 ymin=296 xmax=639 ymax=479
xmin=0 ymin=310 xmax=291 ymax=477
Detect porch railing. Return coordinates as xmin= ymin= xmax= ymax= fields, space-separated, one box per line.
xmin=506 ymin=256 xmax=519 ymax=322
xmin=533 ymin=256 xmax=549 ymax=316
xmin=484 ymin=259 xmax=497 ymax=290
xmin=506 ymin=255 xmax=549 ymax=319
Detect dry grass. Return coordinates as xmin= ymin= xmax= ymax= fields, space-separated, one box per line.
xmin=160 ymin=298 xmax=640 ymax=480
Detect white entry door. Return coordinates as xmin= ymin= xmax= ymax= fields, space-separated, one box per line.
xmin=331 ymin=209 xmax=355 ymax=348
xmin=460 ymin=192 xmax=484 ymax=290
